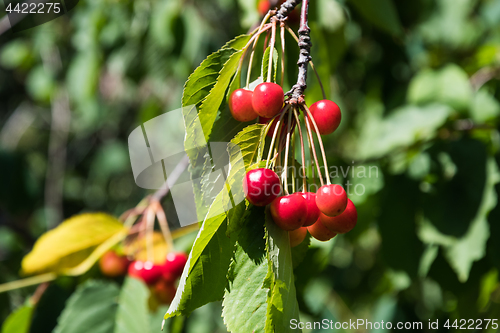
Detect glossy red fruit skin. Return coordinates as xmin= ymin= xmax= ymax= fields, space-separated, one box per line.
xmin=99 ymin=251 xmax=130 ymax=277
xmin=257 ymin=0 xmax=270 ymax=15
xmin=307 ymin=219 xmax=337 ymax=242
xmin=319 ymin=199 xmax=357 ymax=234
xmin=229 ymin=89 xmax=258 ymax=122
xmin=162 ymin=252 xmax=188 ymax=282
xmin=308 ymin=100 xmax=341 ymax=135
xmin=252 ymin=82 xmax=284 ymax=118
xmin=270 ymin=194 xmax=308 ymax=231
xmin=289 ymin=227 xmax=307 ymax=247
xmin=298 ymin=192 xmax=320 ymax=227
xmin=316 ymin=184 xmax=348 ymax=217
xmin=154 ymin=279 xmax=177 ymax=304
xmin=243 ymin=168 xmax=281 ymax=206
xmin=127 ymin=261 xmax=163 ymax=285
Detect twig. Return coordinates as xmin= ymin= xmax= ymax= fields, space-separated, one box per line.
xmin=470 ymin=66 xmax=500 ymax=91
xmin=275 ymin=0 xmax=302 ymax=21
xmin=292 ymin=108 xmax=307 ymax=191
xmin=267 ymin=19 xmax=277 ymax=82
xmin=301 ymin=103 xmax=331 ymax=184
xmin=280 ymin=22 xmax=286 ymax=87
xmin=286 ymin=0 xmax=311 ymax=101
xmin=0 ymin=273 xmax=57 ymax=294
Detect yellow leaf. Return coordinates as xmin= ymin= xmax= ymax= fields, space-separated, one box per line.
xmin=22 ymin=213 xmax=127 ymax=275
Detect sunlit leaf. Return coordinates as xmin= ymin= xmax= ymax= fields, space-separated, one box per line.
xmin=222 ymin=206 xmax=269 ymax=333
xmin=22 ymin=213 xmax=126 ymax=275
xmin=1 ymin=304 xmax=33 ymax=333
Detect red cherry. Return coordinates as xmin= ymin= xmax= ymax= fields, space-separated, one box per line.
xmin=308 ymin=100 xmax=341 ymax=135
xmin=99 ymin=251 xmax=130 ymax=277
xmin=289 ymin=227 xmax=307 ymax=247
xmin=162 ymin=252 xmax=188 ymax=282
xmin=307 ymin=219 xmax=337 ymax=242
xmin=298 ymin=192 xmax=320 ymax=227
xmin=252 ymin=82 xmax=284 ymax=118
xmin=270 ymin=194 xmax=308 ymax=231
xmin=154 ymin=279 xmax=177 ymax=304
xmin=229 ymin=89 xmax=258 ymax=122
xmin=127 ymin=261 xmax=163 ymax=285
xmin=315 ymin=184 xmax=348 ymax=217
xmin=319 ymin=199 xmax=357 ymax=234
xmin=257 ymin=0 xmax=270 ymax=15
xmin=243 ymin=168 xmax=281 ymax=206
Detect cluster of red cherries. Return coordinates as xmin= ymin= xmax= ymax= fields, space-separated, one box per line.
xmin=99 ymin=250 xmax=187 ymax=304
xmin=230 ymin=82 xmax=357 ymax=246
xmin=244 ymin=169 xmax=357 ymax=246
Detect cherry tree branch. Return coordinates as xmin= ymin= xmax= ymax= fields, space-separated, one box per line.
xmin=285 ymin=0 xmax=311 ymax=101
xmin=275 ymin=0 xmax=301 ymax=21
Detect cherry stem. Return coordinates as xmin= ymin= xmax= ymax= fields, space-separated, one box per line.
xmin=292 ymin=108 xmax=307 ymax=192
xmin=268 ymin=19 xmax=277 ymax=82
xmin=145 ymin=206 xmax=155 ymax=263
xmin=280 ymin=22 xmax=286 ymax=87
xmin=301 ymin=103 xmax=331 ymax=184
xmin=309 ymin=61 xmax=327 ymax=100
xmin=282 ymin=110 xmax=293 ymax=194
xmin=153 ymin=200 xmax=174 ymax=252
xmin=303 ymin=107 xmax=324 ymax=186
xmin=238 ymin=24 xmax=271 ymax=75
xmin=291 ymin=129 xmax=296 ymax=193
xmin=266 ymin=106 xmax=290 ymax=168
xmin=245 ymin=15 xmax=272 ymax=88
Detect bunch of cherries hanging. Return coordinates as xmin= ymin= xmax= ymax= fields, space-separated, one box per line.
xmin=229 ymin=5 xmax=357 ymax=247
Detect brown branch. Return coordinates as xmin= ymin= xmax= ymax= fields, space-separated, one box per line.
xmin=285 ymin=0 xmax=311 ymax=102
xmin=275 ymin=0 xmax=301 ymax=21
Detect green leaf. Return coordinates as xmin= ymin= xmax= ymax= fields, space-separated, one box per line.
xmin=165 ymin=218 xmax=239 ymax=319
xmin=291 ymin=233 xmax=311 ymax=269
xmin=165 ymin=123 xmax=267 ymax=320
xmin=181 ymin=35 xmax=250 ymax=220
xmin=407 ymin=65 xmax=473 ymax=112
xmin=0 ymin=40 xmax=32 ymax=70
xmin=21 ymin=213 xmax=126 ymax=275
xmin=222 ymin=206 xmax=269 ymax=333
xmin=353 ymin=104 xmax=452 ymax=160
xmin=114 ymin=277 xmax=150 ymax=333
xmin=66 ymin=51 xmax=100 ymax=104
xmin=1 ymin=304 xmax=33 ymax=333
xmin=265 ymin=211 xmax=300 ymax=332
xmin=471 ymin=89 xmax=500 ymax=123
xmin=181 ymin=48 xmax=237 ymax=109
xmin=261 ymin=46 xmax=278 ymax=83
xmin=231 ymin=123 xmax=267 ymax=168
xmin=423 ymin=138 xmax=488 ymax=237
xmin=349 ymin=0 xmax=403 ymax=36
xmin=181 ymin=34 xmax=250 ymax=138
xmin=198 ymin=50 xmax=247 ymax=141
xmin=53 ymin=280 xmax=120 ymax=333
xmin=418 ymin=157 xmax=500 ymax=282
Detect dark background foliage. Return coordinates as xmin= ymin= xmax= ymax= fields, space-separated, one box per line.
xmin=1 ymin=0 xmax=500 ymax=331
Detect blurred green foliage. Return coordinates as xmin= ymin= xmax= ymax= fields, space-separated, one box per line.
xmin=1 ymin=0 xmax=500 ymax=331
